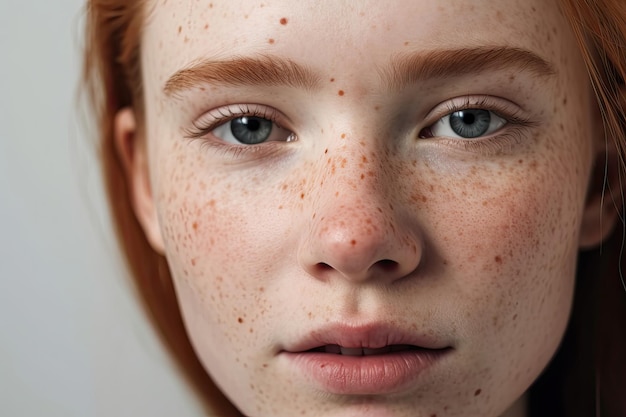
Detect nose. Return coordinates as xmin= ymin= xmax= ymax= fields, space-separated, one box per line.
xmin=298 ymin=149 xmax=423 ymax=285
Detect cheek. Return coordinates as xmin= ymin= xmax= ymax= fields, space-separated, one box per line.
xmin=151 ymin=139 xmax=309 ymax=348
xmin=420 ymin=134 xmax=589 ymax=396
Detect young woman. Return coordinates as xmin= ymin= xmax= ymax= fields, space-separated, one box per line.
xmin=82 ymin=0 xmax=626 ymax=416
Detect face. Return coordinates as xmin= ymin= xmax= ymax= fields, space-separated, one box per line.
xmin=123 ymin=0 xmax=606 ymax=416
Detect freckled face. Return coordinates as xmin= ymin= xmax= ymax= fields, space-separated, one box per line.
xmin=138 ymin=1 xmax=596 ymax=416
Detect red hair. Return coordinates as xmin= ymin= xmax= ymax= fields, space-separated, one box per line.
xmin=82 ymin=1 xmax=240 ymax=415
xmin=82 ymin=1 xmax=626 ymax=415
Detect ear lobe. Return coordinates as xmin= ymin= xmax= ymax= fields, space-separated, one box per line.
xmin=114 ymin=108 xmax=165 ymax=254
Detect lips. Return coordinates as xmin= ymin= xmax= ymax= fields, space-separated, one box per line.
xmin=281 ymin=323 xmax=451 ymax=395
xmin=307 ymin=344 xmax=422 ymax=356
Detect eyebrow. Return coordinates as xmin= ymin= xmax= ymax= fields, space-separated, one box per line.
xmin=163 ymin=55 xmax=320 ymax=95
xmin=383 ymin=46 xmax=556 ymax=90
xmin=163 ymin=47 xmax=556 ymax=96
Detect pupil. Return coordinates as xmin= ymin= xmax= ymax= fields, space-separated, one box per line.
xmin=245 ymin=117 xmax=261 ymax=131
xmin=450 ymin=109 xmax=491 ymax=138
xmin=231 ymin=116 xmax=273 ymax=144
xmin=462 ymin=112 xmax=476 ymax=124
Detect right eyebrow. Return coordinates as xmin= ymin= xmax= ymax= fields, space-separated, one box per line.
xmin=163 ymin=55 xmax=321 ymax=95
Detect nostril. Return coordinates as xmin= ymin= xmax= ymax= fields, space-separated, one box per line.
xmin=376 ymin=259 xmax=399 ymax=272
xmin=315 ymin=263 xmax=334 ymax=273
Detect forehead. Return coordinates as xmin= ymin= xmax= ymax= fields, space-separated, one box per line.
xmin=142 ymin=0 xmax=573 ymax=89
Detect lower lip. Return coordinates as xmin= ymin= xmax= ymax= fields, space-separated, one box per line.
xmin=283 ymin=349 xmax=449 ymax=395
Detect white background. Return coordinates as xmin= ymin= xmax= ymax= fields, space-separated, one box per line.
xmin=0 ymin=2 xmax=204 ymax=416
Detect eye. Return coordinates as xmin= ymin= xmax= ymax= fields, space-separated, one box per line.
xmin=211 ymin=116 xmax=295 ymax=145
xmin=186 ymin=104 xmax=297 ymax=147
xmin=421 ymin=109 xmax=507 ymax=139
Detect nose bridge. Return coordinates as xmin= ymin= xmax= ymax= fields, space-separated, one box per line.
xmin=300 ymin=136 xmax=421 ymax=284
xmin=313 ymin=136 xmax=391 ymax=238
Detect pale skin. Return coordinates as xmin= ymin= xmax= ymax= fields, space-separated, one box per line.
xmin=115 ymin=0 xmax=620 ymax=416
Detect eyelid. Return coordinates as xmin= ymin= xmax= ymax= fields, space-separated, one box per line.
xmin=183 ymin=103 xmax=290 ymax=140
xmin=420 ymin=95 xmax=538 ymax=154
xmin=424 ymin=95 xmax=533 ymax=128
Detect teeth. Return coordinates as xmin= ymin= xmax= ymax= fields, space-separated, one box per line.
xmin=339 ymin=347 xmax=363 ymax=356
xmin=363 ymin=346 xmax=392 ymax=355
xmin=324 ymin=344 xmax=342 ymax=354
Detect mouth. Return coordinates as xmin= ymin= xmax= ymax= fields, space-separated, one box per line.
xmin=281 ymin=323 xmax=452 ymax=395
xmin=305 ymin=344 xmax=427 ymax=356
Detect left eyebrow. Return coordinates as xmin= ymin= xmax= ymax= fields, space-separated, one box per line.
xmin=163 ymin=55 xmax=321 ymax=95
xmin=382 ymin=46 xmax=557 ymax=90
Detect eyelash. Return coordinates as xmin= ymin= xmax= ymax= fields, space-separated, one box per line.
xmin=185 ymin=104 xmax=283 ymax=140
xmin=422 ymin=96 xmax=536 ymax=152
xmin=184 ymin=97 xmax=536 ymax=157
xmin=183 ymin=104 xmax=293 ymax=159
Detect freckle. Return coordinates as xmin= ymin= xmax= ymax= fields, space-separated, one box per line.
xmin=184 ymin=36 xmax=189 ymax=43
xmin=562 ymin=97 xmax=568 ymax=105
xmin=338 ymin=90 xmax=345 ymax=96
xmin=280 ymin=17 xmax=288 ymax=25
xmin=204 ymin=23 xmax=209 ymax=29
xmin=178 ymin=26 xmax=182 ymax=34
xmin=351 ymin=240 xmax=357 ymax=246
xmin=330 ymin=78 xmax=335 ymax=82
xmin=495 ymin=256 xmax=502 ymax=264
xmin=404 ymin=41 xmax=409 ymax=46
xmin=300 ymin=193 xmax=305 ymax=199
xmin=192 ymin=222 xmax=199 ymax=230
xmin=268 ymin=38 xmax=275 ymax=44
xmin=374 ymin=106 xmax=380 ymax=111
xmin=341 ymin=133 xmax=346 ymax=139
xmin=474 ymin=389 xmax=482 ymax=396
xmin=324 ymin=148 xmax=328 ymax=154
xmin=278 ymin=205 xmax=283 ymax=210
xmin=513 ymin=314 xmax=518 ymax=321
xmin=360 ymin=174 xmax=365 ymax=180
xmin=249 ymin=328 xmax=254 ymax=333
xmin=238 ymin=317 xmax=244 ymax=324
xmin=191 ymin=258 xmax=197 ymax=266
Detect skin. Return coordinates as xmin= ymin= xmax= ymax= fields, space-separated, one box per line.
xmin=116 ymin=0 xmax=619 ymax=416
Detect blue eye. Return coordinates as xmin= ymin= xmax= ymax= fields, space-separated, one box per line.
xmin=211 ymin=116 xmax=294 ymax=145
xmin=424 ymin=109 xmax=507 ymax=139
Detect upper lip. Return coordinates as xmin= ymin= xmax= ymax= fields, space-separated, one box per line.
xmin=282 ymin=322 xmax=451 ymax=353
